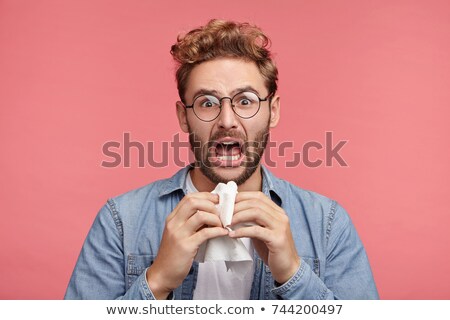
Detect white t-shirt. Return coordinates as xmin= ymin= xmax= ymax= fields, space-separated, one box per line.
xmin=185 ymin=171 xmax=254 ymax=300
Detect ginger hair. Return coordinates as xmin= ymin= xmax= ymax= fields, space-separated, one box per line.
xmin=170 ymin=19 xmax=278 ymax=102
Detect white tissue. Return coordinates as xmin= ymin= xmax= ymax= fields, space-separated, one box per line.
xmin=194 ymin=181 xmax=253 ymax=278
xmin=212 ymin=181 xmax=237 ymax=228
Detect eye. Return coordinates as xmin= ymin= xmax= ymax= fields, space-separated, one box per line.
xmin=201 ymin=100 xmax=214 ymax=108
xmin=234 ymin=92 xmax=258 ymax=107
xmin=238 ymin=98 xmax=252 ymax=106
xmin=196 ymin=95 xmax=219 ymax=108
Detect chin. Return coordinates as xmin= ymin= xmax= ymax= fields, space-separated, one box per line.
xmin=200 ymin=164 xmax=259 ymax=186
xmin=215 ymin=166 xmax=245 ymax=180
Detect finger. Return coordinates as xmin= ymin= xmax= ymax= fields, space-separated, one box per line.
xmin=233 ymin=199 xmax=278 ymax=221
xmin=235 ymin=191 xmax=281 ymax=212
xmin=167 ymin=192 xmax=219 ymax=222
xmin=189 ymin=227 xmax=229 ymax=247
xmin=228 ymin=225 xmax=272 ymax=243
xmin=181 ymin=210 xmax=223 ymax=236
xmin=232 ymin=206 xmax=277 ymax=228
xmin=235 ymin=191 xmax=267 ymax=202
xmin=177 ymin=198 xmax=219 ymax=222
xmin=169 ymin=195 xmax=220 ymax=227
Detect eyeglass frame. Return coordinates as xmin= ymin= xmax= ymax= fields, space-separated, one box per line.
xmin=183 ymin=91 xmax=274 ymax=122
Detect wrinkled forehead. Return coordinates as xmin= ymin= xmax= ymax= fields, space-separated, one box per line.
xmin=184 ymin=57 xmax=268 ymax=102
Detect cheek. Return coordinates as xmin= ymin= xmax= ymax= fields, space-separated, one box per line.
xmin=187 ymin=119 xmax=213 ymax=139
xmin=243 ymin=117 xmax=269 ymax=139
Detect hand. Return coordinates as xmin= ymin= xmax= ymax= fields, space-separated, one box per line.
xmin=146 ymin=192 xmax=228 ymax=299
xmin=229 ymin=192 xmax=300 ymax=284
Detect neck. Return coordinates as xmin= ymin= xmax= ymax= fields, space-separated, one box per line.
xmin=190 ymin=165 xmax=263 ymax=192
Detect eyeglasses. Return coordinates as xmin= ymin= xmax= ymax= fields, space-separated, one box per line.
xmin=184 ymin=91 xmax=273 ymax=122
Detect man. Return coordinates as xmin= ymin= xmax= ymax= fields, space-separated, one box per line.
xmin=65 ymin=19 xmax=378 ymax=300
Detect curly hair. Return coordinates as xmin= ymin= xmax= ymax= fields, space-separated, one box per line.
xmin=170 ymin=19 xmax=278 ymax=102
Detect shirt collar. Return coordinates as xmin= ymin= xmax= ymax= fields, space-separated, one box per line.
xmin=260 ymin=165 xmax=283 ymax=206
xmin=158 ymin=164 xmax=192 ymax=197
xmin=158 ymin=164 xmax=283 ymax=206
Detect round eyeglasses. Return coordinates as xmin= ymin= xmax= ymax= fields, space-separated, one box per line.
xmin=184 ymin=91 xmax=273 ymax=122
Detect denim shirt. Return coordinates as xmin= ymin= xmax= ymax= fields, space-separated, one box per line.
xmin=65 ymin=166 xmax=378 ymax=300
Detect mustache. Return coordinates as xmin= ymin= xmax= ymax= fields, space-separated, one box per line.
xmin=209 ymin=130 xmax=246 ymax=142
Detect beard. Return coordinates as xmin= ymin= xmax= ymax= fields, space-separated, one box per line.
xmin=188 ymin=124 xmax=270 ymax=186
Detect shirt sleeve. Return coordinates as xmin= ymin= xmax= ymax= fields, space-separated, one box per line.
xmin=272 ymin=202 xmax=379 ymax=300
xmin=64 ymin=202 xmax=156 ymax=300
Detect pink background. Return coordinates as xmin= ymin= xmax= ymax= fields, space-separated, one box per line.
xmin=1 ymin=0 xmax=449 ymax=299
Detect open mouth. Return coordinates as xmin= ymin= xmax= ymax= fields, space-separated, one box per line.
xmin=211 ymin=138 xmax=244 ymax=165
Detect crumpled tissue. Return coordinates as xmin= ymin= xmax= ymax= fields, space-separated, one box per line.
xmin=194 ymin=181 xmax=253 ymax=278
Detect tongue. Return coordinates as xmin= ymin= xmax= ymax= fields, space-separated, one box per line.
xmin=216 ymin=144 xmax=241 ymax=157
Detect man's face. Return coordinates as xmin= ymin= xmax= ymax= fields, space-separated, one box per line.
xmin=177 ymin=57 xmax=279 ymax=185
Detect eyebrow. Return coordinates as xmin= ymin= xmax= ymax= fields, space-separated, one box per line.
xmin=190 ymin=86 xmax=262 ymax=101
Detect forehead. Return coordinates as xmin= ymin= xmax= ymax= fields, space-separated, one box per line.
xmin=184 ymin=57 xmax=267 ymax=99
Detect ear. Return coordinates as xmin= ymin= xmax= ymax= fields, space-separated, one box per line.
xmin=269 ymin=94 xmax=280 ymax=128
xmin=176 ymin=101 xmax=189 ymax=133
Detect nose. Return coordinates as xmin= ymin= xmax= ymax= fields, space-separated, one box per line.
xmin=216 ymin=98 xmax=239 ymax=129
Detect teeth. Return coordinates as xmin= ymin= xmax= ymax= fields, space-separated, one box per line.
xmin=218 ymin=154 xmax=240 ymax=161
xmin=221 ymin=141 xmax=238 ymax=145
